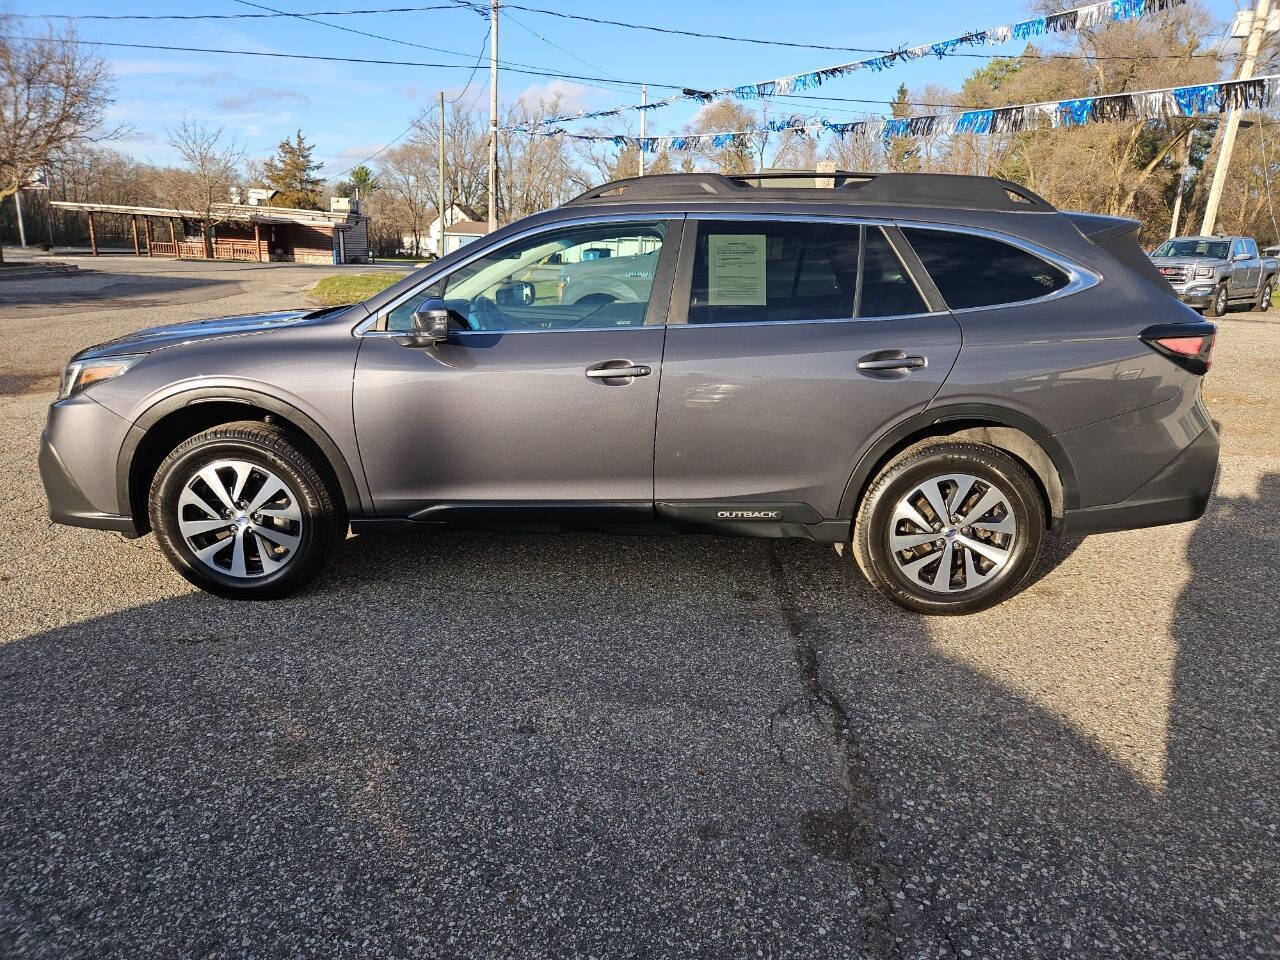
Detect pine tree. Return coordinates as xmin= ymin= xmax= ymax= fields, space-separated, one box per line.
xmin=336 ymin=164 xmax=379 ymax=199
xmin=886 ymin=84 xmax=920 ymax=174
xmin=262 ymin=129 xmax=324 ymax=209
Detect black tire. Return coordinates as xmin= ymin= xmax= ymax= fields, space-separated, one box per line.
xmin=853 ymin=442 xmax=1045 ymax=615
xmin=1210 ymin=283 xmax=1229 ymax=318
xmin=148 ymin=420 xmax=346 ymax=599
xmin=1256 ymin=279 xmax=1273 ymax=312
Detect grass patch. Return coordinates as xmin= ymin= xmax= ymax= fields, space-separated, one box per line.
xmin=308 ymin=272 xmax=406 ymax=305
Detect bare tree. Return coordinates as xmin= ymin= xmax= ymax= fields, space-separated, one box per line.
xmin=378 ymin=141 xmax=436 ymax=256
xmin=0 ymin=19 xmax=114 ymax=262
xmin=498 ymin=96 xmax=588 ymax=221
xmin=412 ymin=102 xmax=489 ymax=215
xmin=162 ymin=119 xmax=245 ymax=259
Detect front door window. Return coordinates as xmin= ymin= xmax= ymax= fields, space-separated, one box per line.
xmin=386 ymin=221 xmax=669 ymax=332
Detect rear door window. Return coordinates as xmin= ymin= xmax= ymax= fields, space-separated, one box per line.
xmin=902 ymin=228 xmax=1069 ymax=310
xmin=687 ymin=222 xmax=925 ymax=324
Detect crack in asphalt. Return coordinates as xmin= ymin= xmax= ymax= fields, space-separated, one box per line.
xmin=763 ymin=543 xmax=961 ymax=960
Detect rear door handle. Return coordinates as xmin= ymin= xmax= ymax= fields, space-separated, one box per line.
xmin=586 ymin=360 xmax=652 ymax=380
xmin=857 ymin=355 xmax=926 ymax=371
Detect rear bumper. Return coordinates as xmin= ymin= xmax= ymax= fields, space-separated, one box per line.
xmin=1059 ymin=423 xmax=1218 ymax=536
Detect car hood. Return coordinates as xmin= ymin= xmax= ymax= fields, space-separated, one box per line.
xmin=71 ymin=309 xmax=321 ymax=362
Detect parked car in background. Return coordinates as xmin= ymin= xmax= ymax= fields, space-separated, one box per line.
xmin=1149 ymin=235 xmax=1277 ymax=316
xmin=556 ymin=248 xmax=661 ymax=311
xmin=40 ymin=171 xmax=1219 ymax=614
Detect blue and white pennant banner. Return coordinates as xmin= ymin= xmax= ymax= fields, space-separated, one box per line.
xmin=532 ymin=76 xmax=1278 ymax=152
xmin=518 ymin=0 xmax=1189 ymax=128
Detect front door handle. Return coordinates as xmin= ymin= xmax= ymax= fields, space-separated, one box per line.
xmin=857 ymin=355 xmax=926 ymax=371
xmin=586 ymin=360 xmax=652 ymax=380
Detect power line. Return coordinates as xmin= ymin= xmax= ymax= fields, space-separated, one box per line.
xmin=325 ymin=23 xmax=490 ymax=181
xmin=455 ymin=0 xmax=890 ymax=53
xmin=0 ymin=34 xmax=683 ymax=85
xmin=448 ymin=22 xmax=492 ymax=103
xmin=16 ymin=32 xmax=950 ymax=107
xmin=12 ymin=5 xmax=464 ymax=21
xmin=0 ymin=32 xmax=1076 ymax=117
xmin=229 ymin=0 xmax=476 ymax=61
xmin=10 ymin=6 xmax=1223 ymax=62
xmin=499 ymin=9 xmax=622 ymax=86
xmin=324 ymin=122 xmax=416 ymax=182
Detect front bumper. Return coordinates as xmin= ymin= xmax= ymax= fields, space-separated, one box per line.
xmin=1166 ymin=281 xmax=1218 ymax=309
xmin=1167 ymin=280 xmax=1213 ymax=309
xmin=1059 ymin=423 xmax=1219 ymax=536
xmin=38 ymin=396 xmax=140 ymax=536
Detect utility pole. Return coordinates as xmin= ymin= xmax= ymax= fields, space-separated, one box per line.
xmin=639 ymin=84 xmax=646 ymax=177
xmin=438 ymin=90 xmax=447 ymax=257
xmin=488 ymin=0 xmax=498 ymax=232
xmin=1170 ymin=127 xmax=1196 ymax=239
xmin=13 ymin=190 xmax=27 ymax=247
xmin=1200 ymin=0 xmax=1273 ymax=235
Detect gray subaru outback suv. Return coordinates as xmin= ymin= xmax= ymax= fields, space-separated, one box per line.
xmin=39 ymin=172 xmax=1219 ymax=613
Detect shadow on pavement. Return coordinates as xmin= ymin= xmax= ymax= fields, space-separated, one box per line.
xmin=0 ymin=480 xmax=1275 ymax=957
xmin=0 ymin=270 xmax=238 ymax=311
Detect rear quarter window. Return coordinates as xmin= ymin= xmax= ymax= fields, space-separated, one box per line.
xmin=902 ymin=228 xmax=1070 ymax=310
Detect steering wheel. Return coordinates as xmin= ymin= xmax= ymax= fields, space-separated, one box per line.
xmin=468 ymin=295 xmax=538 ymax=331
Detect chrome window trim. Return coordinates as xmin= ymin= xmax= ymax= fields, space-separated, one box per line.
xmin=353 ymin=210 xmax=1100 ymax=335
xmin=667 ymin=309 xmax=951 ymax=331
xmin=893 ymin=219 xmax=1101 ymax=313
xmin=356 ymin=324 xmax=665 ymax=339
xmin=689 ymin=211 xmax=894 ymax=227
xmin=353 ymin=211 xmax=682 ymax=338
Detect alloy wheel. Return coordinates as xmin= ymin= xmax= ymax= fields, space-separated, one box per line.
xmin=176 ymin=458 xmax=304 ymax=579
xmin=888 ymin=472 xmax=1017 ymax=594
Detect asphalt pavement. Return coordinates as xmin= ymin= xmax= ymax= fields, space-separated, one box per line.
xmin=1 ymin=255 xmax=1276 ymax=958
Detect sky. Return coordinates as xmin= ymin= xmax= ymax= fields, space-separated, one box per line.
xmin=3 ymin=0 xmax=1250 ymax=183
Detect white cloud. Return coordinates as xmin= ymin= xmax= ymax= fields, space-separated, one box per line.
xmin=515 ymin=80 xmax=606 ymax=116
xmin=335 ymin=143 xmax=386 ymax=160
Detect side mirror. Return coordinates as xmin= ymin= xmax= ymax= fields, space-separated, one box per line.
xmin=394 ymin=298 xmax=451 ymax=347
xmin=1234 ymin=251 xmax=1251 ymax=261
xmin=495 ymin=280 xmax=535 ymax=306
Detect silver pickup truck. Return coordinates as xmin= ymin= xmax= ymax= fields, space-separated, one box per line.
xmin=1149 ymin=235 xmax=1278 ymax=316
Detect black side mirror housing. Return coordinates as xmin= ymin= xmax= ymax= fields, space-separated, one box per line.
xmin=395 ymin=297 xmax=451 ymax=347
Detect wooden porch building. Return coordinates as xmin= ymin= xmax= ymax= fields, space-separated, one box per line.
xmin=48 ymin=201 xmax=371 ymax=264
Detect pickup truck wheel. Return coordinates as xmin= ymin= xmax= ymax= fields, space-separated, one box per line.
xmin=1256 ymin=279 xmax=1273 ymax=312
xmin=853 ymin=442 xmax=1045 ymax=615
xmin=1210 ymin=283 xmax=1229 ymax=318
xmin=148 ymin=421 xmax=346 ymax=600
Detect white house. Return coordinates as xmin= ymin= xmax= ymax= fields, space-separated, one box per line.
xmin=418 ymin=203 xmax=491 ymax=257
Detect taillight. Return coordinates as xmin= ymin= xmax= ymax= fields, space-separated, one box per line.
xmin=1140 ymin=322 xmax=1216 ymax=375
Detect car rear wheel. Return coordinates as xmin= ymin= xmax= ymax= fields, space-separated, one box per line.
xmin=853 ymin=442 xmax=1045 ymax=615
xmin=1210 ymin=283 xmax=1229 ymax=317
xmin=148 ymin=421 xmax=345 ymax=599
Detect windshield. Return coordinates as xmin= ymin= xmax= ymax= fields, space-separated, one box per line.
xmin=1152 ymin=239 xmax=1230 ymax=259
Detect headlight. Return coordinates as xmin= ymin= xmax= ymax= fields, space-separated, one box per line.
xmin=58 ymin=355 xmax=144 ymax=399
xmin=1194 ymin=266 xmax=1215 ymax=279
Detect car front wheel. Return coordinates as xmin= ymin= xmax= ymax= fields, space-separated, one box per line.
xmin=1210 ymin=283 xmax=1229 ymax=317
xmin=148 ymin=421 xmax=345 ymax=599
xmin=853 ymin=442 xmax=1045 ymax=615
xmin=1256 ymin=279 xmax=1273 ymax=312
